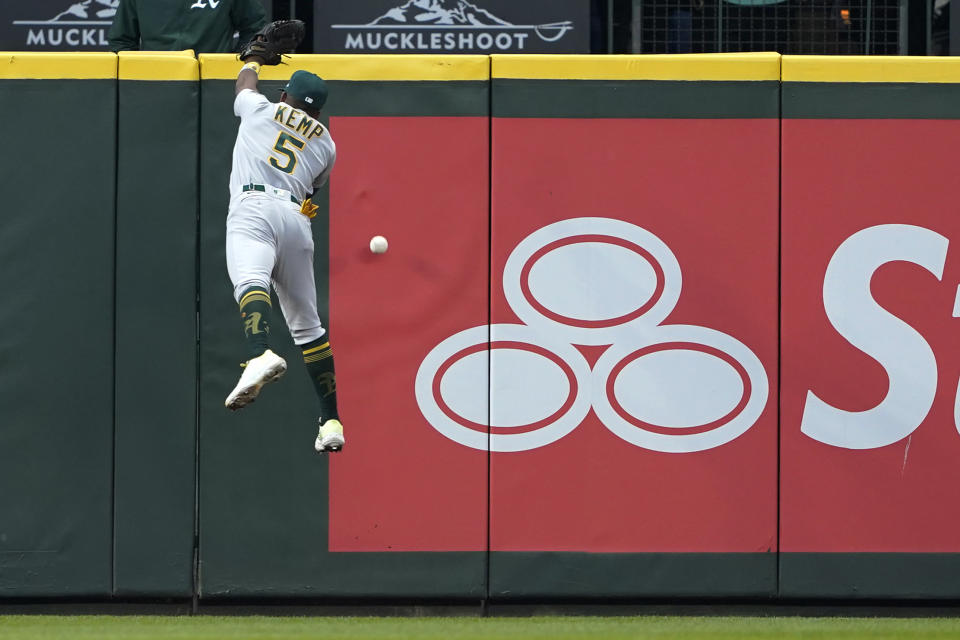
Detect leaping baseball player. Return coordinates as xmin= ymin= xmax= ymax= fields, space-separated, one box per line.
xmin=222 ymin=21 xmax=344 ymax=453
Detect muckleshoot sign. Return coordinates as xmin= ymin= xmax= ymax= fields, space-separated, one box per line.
xmin=314 ymin=0 xmax=590 ymax=54
xmin=1 ymin=0 xmax=116 ymax=50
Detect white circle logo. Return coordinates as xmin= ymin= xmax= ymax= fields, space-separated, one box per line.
xmin=415 ymin=217 xmax=769 ymax=453
xmin=503 ymin=217 xmax=682 ymax=346
xmin=591 ymin=325 xmax=768 ymax=453
xmin=415 ymin=324 xmax=592 ymax=452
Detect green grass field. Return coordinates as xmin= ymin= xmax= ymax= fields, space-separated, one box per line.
xmin=1 ymin=616 xmax=960 ymax=640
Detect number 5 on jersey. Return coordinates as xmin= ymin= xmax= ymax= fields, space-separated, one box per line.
xmin=269 ymin=132 xmax=306 ymax=174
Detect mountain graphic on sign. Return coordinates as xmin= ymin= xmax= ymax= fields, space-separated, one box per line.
xmin=51 ymin=0 xmax=118 ymax=21
xmin=370 ymin=0 xmax=511 ymax=26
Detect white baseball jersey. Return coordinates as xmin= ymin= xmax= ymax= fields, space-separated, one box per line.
xmin=229 ymin=89 xmax=337 ymax=202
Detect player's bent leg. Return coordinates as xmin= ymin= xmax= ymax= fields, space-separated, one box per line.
xmin=224 ymin=286 xmax=287 ymax=411
xmin=299 ymin=334 xmax=344 ymax=453
xmin=272 ymin=251 xmax=344 ymax=452
xmin=225 ymin=208 xmax=285 ymax=410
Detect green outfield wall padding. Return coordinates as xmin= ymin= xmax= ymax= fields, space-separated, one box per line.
xmin=7 ymin=53 xmax=960 ymax=604
xmin=489 ymin=71 xmax=780 ymax=600
xmin=0 ymin=79 xmax=116 ymax=597
xmin=196 ymin=74 xmax=488 ymax=599
xmin=782 ymin=83 xmax=960 ymax=118
xmin=490 ymin=553 xmax=777 ymax=599
xmin=492 ymin=79 xmax=780 ymax=119
xmin=780 ymin=62 xmax=960 ymax=599
xmin=780 ymin=554 xmax=960 ymax=599
xmin=113 ymin=79 xmax=199 ymax=597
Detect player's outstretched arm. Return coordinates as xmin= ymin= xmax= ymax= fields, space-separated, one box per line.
xmin=236 ymin=56 xmax=265 ymax=96
xmin=235 ymin=20 xmax=304 ymax=96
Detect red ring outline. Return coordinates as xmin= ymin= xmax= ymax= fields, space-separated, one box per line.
xmin=519 ymin=234 xmax=666 ymax=329
xmin=605 ymin=342 xmax=751 ymax=436
xmin=432 ymin=341 xmax=578 ymax=436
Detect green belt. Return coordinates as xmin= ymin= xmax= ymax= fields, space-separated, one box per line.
xmin=242 ymin=183 xmax=301 ymax=205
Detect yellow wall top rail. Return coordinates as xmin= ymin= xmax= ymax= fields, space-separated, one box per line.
xmin=199 ymin=54 xmax=490 ymax=81
xmin=0 ymin=52 xmax=116 ymax=79
xmin=492 ymin=53 xmax=781 ymax=81
xmin=5 ymin=53 xmax=960 ymax=84
xmin=783 ymin=55 xmax=960 ymax=83
xmin=119 ymin=51 xmax=198 ymax=81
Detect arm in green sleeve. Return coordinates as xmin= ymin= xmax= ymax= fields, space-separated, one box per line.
xmin=233 ymin=0 xmax=268 ymax=51
xmin=107 ymin=0 xmax=140 ymax=52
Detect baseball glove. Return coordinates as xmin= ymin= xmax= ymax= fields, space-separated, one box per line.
xmin=239 ymin=19 xmax=305 ymax=65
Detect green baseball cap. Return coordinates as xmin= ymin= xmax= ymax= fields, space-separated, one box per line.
xmin=284 ymin=70 xmax=328 ymax=109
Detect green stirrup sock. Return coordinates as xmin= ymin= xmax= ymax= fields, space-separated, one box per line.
xmin=238 ymin=287 xmax=272 ymax=360
xmin=301 ymin=335 xmax=339 ymax=421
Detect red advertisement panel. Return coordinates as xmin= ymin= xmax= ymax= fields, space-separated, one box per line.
xmin=329 ymin=117 xmax=488 ymax=551
xmin=488 ymin=118 xmax=779 ymax=552
xmin=781 ymin=119 xmax=960 ymax=552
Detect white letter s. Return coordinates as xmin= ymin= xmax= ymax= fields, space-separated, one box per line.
xmin=801 ymin=224 xmax=947 ymax=449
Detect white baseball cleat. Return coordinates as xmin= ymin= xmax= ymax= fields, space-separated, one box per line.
xmin=315 ymin=418 xmax=345 ymax=453
xmin=225 ymin=349 xmax=287 ymax=411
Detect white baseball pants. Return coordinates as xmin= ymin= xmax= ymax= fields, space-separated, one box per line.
xmin=226 ymin=192 xmax=326 ymax=345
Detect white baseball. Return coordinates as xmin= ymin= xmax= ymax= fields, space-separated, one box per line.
xmin=369 ymin=235 xmax=388 ymax=254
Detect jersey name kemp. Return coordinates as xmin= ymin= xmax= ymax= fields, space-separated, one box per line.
xmin=273 ymin=104 xmax=326 ymax=141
